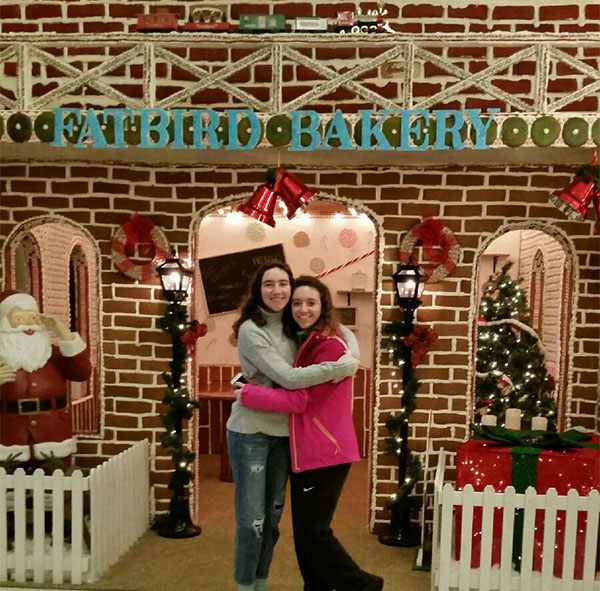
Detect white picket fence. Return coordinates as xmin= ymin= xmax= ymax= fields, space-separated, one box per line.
xmin=0 ymin=439 xmax=150 ymax=584
xmin=432 ymin=450 xmax=600 ymax=591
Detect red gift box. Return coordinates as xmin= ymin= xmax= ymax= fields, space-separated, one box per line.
xmin=455 ymin=436 xmax=600 ymax=579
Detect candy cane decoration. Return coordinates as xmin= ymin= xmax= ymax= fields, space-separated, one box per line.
xmin=315 ymin=250 xmax=375 ymax=278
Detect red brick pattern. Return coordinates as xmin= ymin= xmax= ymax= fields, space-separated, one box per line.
xmin=1 ymin=163 xmax=598 ymax=520
xmin=1 ymin=1 xmax=598 ymax=34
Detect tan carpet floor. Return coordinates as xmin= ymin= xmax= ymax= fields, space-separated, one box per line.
xmin=3 ymin=456 xmax=431 ymax=591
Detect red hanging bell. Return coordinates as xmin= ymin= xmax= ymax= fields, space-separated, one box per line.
xmin=549 ymin=176 xmax=596 ymax=221
xmin=238 ymin=182 xmax=278 ymax=227
xmin=276 ymin=167 xmax=316 ymax=219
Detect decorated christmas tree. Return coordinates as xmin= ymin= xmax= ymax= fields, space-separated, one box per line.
xmin=475 ymin=262 xmax=558 ymax=430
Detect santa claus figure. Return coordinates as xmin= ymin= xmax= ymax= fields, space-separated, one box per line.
xmin=0 ymin=290 xmax=91 ymax=464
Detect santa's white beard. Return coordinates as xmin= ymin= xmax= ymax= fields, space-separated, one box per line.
xmin=0 ymin=318 xmax=52 ymax=372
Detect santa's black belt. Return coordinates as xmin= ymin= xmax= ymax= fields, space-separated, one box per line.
xmin=1 ymin=397 xmax=67 ymax=415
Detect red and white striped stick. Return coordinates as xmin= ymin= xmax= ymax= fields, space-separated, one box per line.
xmin=315 ymin=249 xmax=375 ymax=278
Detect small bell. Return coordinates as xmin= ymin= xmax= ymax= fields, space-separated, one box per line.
xmin=238 ymin=185 xmax=277 ymax=228
xmin=238 ymin=173 xmax=278 ymax=227
xmin=276 ymin=168 xmax=316 ymax=219
xmin=549 ymin=176 xmax=596 ymax=221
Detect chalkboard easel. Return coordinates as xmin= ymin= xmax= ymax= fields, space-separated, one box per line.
xmin=199 ymin=244 xmax=286 ymax=315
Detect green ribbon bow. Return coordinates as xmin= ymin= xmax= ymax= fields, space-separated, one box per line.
xmin=470 ymin=423 xmax=600 ymax=450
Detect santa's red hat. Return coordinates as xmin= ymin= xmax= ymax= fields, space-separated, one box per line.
xmin=0 ymin=290 xmax=38 ymax=319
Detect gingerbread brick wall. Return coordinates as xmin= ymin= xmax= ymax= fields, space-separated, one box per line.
xmin=1 ymin=1 xmax=598 ymax=35
xmin=1 ymin=161 xmax=598 ymax=529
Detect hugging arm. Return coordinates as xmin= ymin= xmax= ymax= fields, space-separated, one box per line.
xmin=240 ymin=340 xmax=346 ymax=413
xmin=238 ymin=326 xmax=356 ymax=390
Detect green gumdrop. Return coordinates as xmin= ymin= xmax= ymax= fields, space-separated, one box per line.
xmin=501 ymin=117 xmax=528 ymax=148
xmin=100 ymin=115 xmax=115 ymax=145
xmin=216 ymin=116 xmax=228 ymax=144
xmin=353 ymin=119 xmax=378 ymax=147
xmin=238 ymin=116 xmax=263 ymax=145
xmin=592 ymin=119 xmax=600 ymax=147
xmin=407 ymin=116 xmax=432 ymax=147
xmin=562 ymin=117 xmax=589 ymax=148
xmin=7 ymin=112 xmax=33 ymax=143
xmin=34 ymin=111 xmax=55 ymax=143
xmin=382 ymin=116 xmax=401 ymax=148
xmin=530 ymin=116 xmax=560 ymax=147
xmin=266 ymin=115 xmax=292 ymax=146
xmin=123 ymin=115 xmax=141 ymax=145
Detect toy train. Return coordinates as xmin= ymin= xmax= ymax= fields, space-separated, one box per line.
xmin=136 ymin=8 xmax=392 ymax=34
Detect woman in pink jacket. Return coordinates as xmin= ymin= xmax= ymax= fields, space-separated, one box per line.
xmin=236 ymin=276 xmax=384 ymax=591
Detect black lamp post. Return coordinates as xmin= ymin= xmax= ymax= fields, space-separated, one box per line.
xmin=379 ymin=262 xmax=424 ymax=547
xmin=156 ymin=253 xmax=201 ymax=538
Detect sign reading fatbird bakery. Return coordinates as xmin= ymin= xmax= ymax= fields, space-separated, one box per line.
xmin=50 ymin=107 xmax=500 ymax=152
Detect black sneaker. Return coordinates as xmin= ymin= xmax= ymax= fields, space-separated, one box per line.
xmin=362 ymin=574 xmax=383 ymax=591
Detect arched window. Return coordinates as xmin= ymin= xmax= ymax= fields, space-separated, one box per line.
xmin=530 ymin=249 xmax=545 ymax=340
xmin=12 ymin=233 xmax=43 ymax=305
xmin=3 ymin=220 xmax=101 ymax=437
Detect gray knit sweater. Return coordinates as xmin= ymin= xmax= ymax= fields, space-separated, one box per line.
xmin=227 ymin=307 xmax=359 ymax=437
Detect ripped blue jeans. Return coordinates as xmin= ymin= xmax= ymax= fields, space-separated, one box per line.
xmin=227 ymin=430 xmax=290 ymax=586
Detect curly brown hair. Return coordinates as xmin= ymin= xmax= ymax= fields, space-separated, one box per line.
xmin=232 ymin=262 xmax=294 ymax=340
xmin=283 ymin=275 xmax=339 ymax=338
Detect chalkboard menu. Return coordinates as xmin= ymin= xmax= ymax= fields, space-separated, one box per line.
xmin=199 ymin=244 xmax=286 ymax=315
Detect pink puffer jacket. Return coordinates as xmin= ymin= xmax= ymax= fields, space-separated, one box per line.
xmin=240 ymin=330 xmax=360 ymax=473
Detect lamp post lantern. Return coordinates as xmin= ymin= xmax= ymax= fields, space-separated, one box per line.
xmin=379 ymin=262 xmax=424 ymax=547
xmin=156 ymin=253 xmax=201 ymax=538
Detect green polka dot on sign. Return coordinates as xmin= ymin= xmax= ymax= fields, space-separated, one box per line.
xmin=216 ymin=115 xmax=228 ymax=144
xmin=592 ymin=119 xmax=600 ymax=147
xmin=382 ymin=115 xmax=401 ymax=148
xmin=123 ymin=115 xmax=141 ymax=145
xmin=562 ymin=117 xmax=589 ymax=148
xmin=530 ymin=116 xmax=560 ymax=147
xmin=0 ymin=114 xmax=4 ymax=139
xmin=238 ymin=116 xmax=263 ymax=145
xmin=501 ymin=117 xmax=528 ymax=148
xmin=353 ymin=118 xmax=378 ymax=147
xmin=34 ymin=112 xmax=55 ymax=142
xmin=266 ymin=115 xmax=291 ymax=146
xmin=7 ymin=112 xmax=32 ymax=143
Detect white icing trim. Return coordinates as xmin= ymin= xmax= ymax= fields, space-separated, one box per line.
xmin=33 ymin=437 xmax=77 ymax=460
xmin=0 ymin=443 xmax=31 ymax=462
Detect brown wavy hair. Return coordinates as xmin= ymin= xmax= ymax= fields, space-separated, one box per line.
xmin=283 ymin=275 xmax=339 ymax=339
xmin=232 ymin=262 xmax=294 ymax=340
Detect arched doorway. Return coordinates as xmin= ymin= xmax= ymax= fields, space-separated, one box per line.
xmin=189 ymin=194 xmax=381 ymax=527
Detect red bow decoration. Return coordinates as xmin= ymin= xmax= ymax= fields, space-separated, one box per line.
xmin=181 ymin=321 xmax=208 ymax=355
xmin=123 ymin=214 xmax=156 ymax=256
xmin=404 ymin=324 xmax=438 ymax=368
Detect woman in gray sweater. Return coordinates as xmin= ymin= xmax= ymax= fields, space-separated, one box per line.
xmin=228 ymin=262 xmax=358 ymax=591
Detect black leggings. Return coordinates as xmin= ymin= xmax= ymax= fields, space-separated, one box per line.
xmin=290 ymin=463 xmax=377 ymax=591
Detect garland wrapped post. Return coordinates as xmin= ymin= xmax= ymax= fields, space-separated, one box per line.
xmin=155 ymin=302 xmax=205 ymax=538
xmin=379 ymin=319 xmax=422 ymax=547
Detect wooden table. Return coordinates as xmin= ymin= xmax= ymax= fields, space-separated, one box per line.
xmin=197 ymin=382 xmax=235 ymax=482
